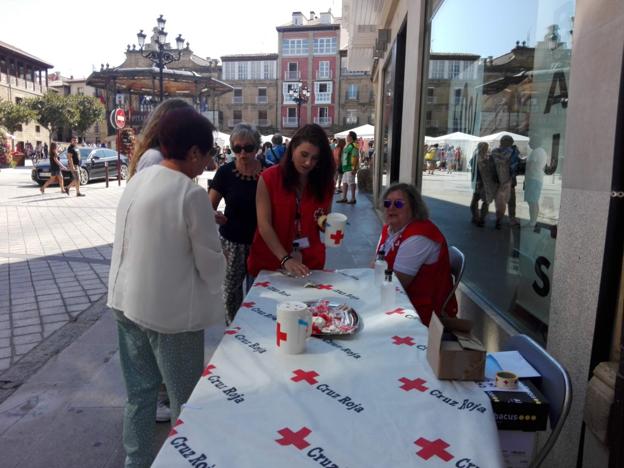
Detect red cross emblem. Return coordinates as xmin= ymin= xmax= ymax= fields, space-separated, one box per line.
xmin=202 ymin=364 xmax=216 ymax=377
xmin=168 ymin=419 xmax=184 ymax=437
xmin=316 ymin=284 xmax=333 ymax=290
xmin=276 ymin=322 xmax=288 ymax=347
xmin=291 ymin=369 xmax=319 ymax=385
xmin=399 ymin=377 xmax=429 ymax=392
xmin=224 ymin=326 xmax=241 ymax=335
xmin=275 ymin=427 xmax=311 ymax=450
xmin=254 ymin=281 xmax=271 ymax=287
xmin=242 ymin=301 xmax=255 ymax=308
xmin=414 ymin=437 xmax=454 ymax=461
xmin=329 ymin=230 xmax=344 ymax=245
xmin=392 ymin=336 xmax=415 ymax=346
xmin=386 ymin=307 xmax=406 ymax=315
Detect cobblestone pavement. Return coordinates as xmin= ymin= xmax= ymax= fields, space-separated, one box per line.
xmin=0 ymin=168 xmax=122 ymax=373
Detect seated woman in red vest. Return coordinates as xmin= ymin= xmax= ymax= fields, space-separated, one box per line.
xmin=376 ymin=183 xmax=457 ymax=326
xmin=247 ymin=124 xmax=335 ymax=279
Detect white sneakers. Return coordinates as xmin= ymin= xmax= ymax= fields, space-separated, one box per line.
xmin=156 ymin=398 xmax=171 ymax=422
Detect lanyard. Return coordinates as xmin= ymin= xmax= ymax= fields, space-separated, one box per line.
xmin=379 ymin=226 xmax=406 ymax=256
xmin=295 ymin=190 xmax=302 ymax=238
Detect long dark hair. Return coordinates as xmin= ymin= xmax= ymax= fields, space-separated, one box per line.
xmin=49 ymin=142 xmax=57 ymax=158
xmin=281 ymin=124 xmax=335 ymax=202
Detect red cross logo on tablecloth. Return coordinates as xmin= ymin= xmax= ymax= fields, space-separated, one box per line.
xmin=392 ymin=336 xmax=415 ymax=346
xmin=329 ymin=230 xmax=344 ymax=245
xmin=386 ymin=307 xmax=406 ymax=315
xmin=399 ymin=377 xmax=429 ymax=392
xmin=242 ymin=301 xmax=255 ymax=308
xmin=414 ymin=437 xmax=454 ymax=461
xmin=168 ymin=419 xmax=184 ymax=437
xmin=202 ymin=364 xmax=216 ymax=377
xmin=254 ymin=281 xmax=271 ymax=287
xmin=316 ymin=284 xmax=333 ymax=290
xmin=225 ymin=326 xmax=241 ymax=335
xmin=275 ymin=427 xmax=312 ymax=450
xmin=291 ymin=369 xmax=319 ymax=385
xmin=277 ymin=322 xmax=288 ymax=347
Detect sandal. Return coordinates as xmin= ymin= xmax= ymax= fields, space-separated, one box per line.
xmin=336 ymin=199 xmax=347 ymax=203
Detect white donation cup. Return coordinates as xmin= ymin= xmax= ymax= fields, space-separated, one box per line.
xmin=276 ymin=301 xmax=313 ymax=354
xmin=324 ymin=212 xmax=348 ymax=247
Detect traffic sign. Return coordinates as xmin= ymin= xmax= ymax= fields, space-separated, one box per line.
xmin=110 ymin=108 xmax=126 ymax=129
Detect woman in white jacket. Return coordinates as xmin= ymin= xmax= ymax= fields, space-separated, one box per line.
xmin=108 ymin=107 xmax=224 ymax=468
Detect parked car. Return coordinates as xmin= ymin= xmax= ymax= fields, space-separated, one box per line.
xmin=31 ymin=147 xmax=129 ymax=186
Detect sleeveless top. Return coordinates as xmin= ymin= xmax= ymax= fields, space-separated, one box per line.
xmin=247 ymin=165 xmax=332 ymax=277
xmin=377 ymin=220 xmax=457 ymax=326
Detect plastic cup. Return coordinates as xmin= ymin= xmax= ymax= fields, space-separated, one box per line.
xmin=324 ymin=212 xmax=348 ymax=247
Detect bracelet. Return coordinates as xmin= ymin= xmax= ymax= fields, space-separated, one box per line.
xmin=280 ymin=254 xmax=293 ymax=268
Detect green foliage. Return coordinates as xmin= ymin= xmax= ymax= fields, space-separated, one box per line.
xmin=69 ymin=94 xmax=105 ymax=139
xmin=25 ymin=91 xmax=73 ymax=137
xmin=0 ymin=100 xmax=37 ymax=134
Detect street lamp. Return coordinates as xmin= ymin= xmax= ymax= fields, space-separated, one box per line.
xmin=288 ymin=84 xmax=310 ymax=128
xmin=136 ymin=15 xmax=185 ymax=102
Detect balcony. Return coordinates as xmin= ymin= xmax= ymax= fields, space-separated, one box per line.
xmin=282 ymin=116 xmax=298 ymax=127
xmin=314 ymin=116 xmax=332 ymax=127
xmin=427 ymin=96 xmax=438 ymax=104
xmin=340 ymin=68 xmax=368 ymax=77
xmin=232 ymin=96 xmax=243 ymax=104
xmin=345 ymin=93 xmax=359 ymax=101
xmin=344 ymin=117 xmax=359 ymax=126
xmin=255 ymin=119 xmax=271 ymax=127
xmin=256 ymin=95 xmax=268 ymax=104
xmin=315 ymin=70 xmax=332 ymax=80
xmin=0 ymin=73 xmax=46 ymax=94
xmin=315 ymin=92 xmax=332 ymax=104
xmin=284 ymin=70 xmax=301 ymax=81
xmin=228 ymin=119 xmax=243 ymax=127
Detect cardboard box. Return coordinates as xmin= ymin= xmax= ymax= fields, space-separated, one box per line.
xmin=485 ymin=380 xmax=550 ymax=431
xmin=426 ymin=314 xmax=486 ymax=380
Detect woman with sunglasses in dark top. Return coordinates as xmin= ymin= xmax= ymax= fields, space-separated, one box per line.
xmin=209 ymin=123 xmax=266 ymax=324
xmin=376 ymin=183 xmax=457 ymax=326
xmin=247 ymin=124 xmax=335 ymax=280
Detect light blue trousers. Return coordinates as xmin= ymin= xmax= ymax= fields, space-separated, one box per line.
xmin=114 ymin=310 xmax=204 ymax=468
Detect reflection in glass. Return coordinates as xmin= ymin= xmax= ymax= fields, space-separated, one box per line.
xmin=421 ymin=0 xmax=574 ymax=340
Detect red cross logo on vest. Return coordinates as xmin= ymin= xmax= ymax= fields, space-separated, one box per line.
xmin=276 ymin=322 xmax=288 ymax=347
xmin=329 ymin=230 xmax=344 ymax=245
xmin=168 ymin=419 xmax=184 ymax=437
xmin=392 ymin=336 xmax=415 ymax=346
xmin=275 ymin=427 xmax=311 ymax=450
xmin=291 ymin=369 xmax=319 ymax=385
xmin=414 ymin=437 xmax=454 ymax=461
xmin=398 ymin=377 xmax=429 ymax=392
xmin=202 ymin=364 xmax=216 ymax=377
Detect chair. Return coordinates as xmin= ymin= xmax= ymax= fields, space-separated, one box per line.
xmin=503 ymin=334 xmax=573 ymax=468
xmin=442 ymin=245 xmax=465 ymax=310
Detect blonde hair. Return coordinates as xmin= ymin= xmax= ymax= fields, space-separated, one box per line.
xmin=128 ymin=98 xmax=193 ymax=178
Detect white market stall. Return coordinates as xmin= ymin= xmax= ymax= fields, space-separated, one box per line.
xmin=334 ymin=124 xmax=375 ymax=140
xmin=213 ymin=131 xmax=230 ymax=147
xmin=480 ymin=131 xmax=530 ymax=156
xmin=429 ymin=132 xmax=482 ymax=171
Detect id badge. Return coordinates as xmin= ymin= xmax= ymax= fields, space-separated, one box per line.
xmin=294 ymin=237 xmax=311 ymax=249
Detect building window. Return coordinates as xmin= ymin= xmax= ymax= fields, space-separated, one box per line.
xmin=285 ymin=62 xmax=300 ymax=81
xmin=318 ymin=61 xmax=330 ymax=79
xmin=345 ymin=109 xmax=358 ymax=125
xmin=35 ymin=125 xmax=40 ymax=133
xmin=257 ymin=87 xmax=268 ymax=104
xmin=313 ymin=37 xmax=337 ymax=55
xmin=232 ymin=88 xmax=243 ymax=104
xmin=237 ymin=62 xmax=248 ymax=79
xmin=316 ymin=107 xmax=330 ymax=126
xmin=257 ymin=110 xmax=268 ymax=126
xmin=283 ymin=39 xmax=308 ymax=56
xmin=346 ymin=84 xmax=359 ymax=100
xmin=314 ymin=82 xmax=332 ymax=104
xmin=283 ymin=82 xmax=301 ymax=104
xmin=231 ymin=110 xmax=242 ymax=127
xmin=421 ymin=0 xmax=575 ymax=336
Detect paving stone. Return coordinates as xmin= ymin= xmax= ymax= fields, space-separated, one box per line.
xmin=10 ymin=303 xmax=38 ymax=313
xmin=65 ymin=297 xmax=90 ymax=306
xmin=13 ymin=318 xmax=40 ymax=328
xmin=43 ymin=322 xmax=65 ymax=337
xmin=61 ymin=290 xmax=86 ymax=299
xmin=39 ymin=305 xmax=66 ymax=316
xmin=36 ymin=298 xmax=63 ymax=307
xmin=0 ymin=358 xmax=9 ymax=371
xmin=0 ymin=329 xmax=10 ymax=338
xmin=13 ymin=324 xmax=42 ymax=336
xmin=15 ymin=341 xmax=38 ymax=355
xmin=41 ymin=313 xmax=69 ymax=324
xmin=0 ymin=338 xmax=9 ymax=348
xmin=67 ymin=303 xmax=90 ymax=313
xmin=11 ymin=311 xmax=39 ymax=321
xmin=0 ymin=347 xmax=10 ymax=359
xmin=10 ymin=297 xmax=37 ymax=307
xmin=13 ymin=333 xmax=42 ymax=345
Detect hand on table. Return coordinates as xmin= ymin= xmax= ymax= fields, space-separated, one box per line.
xmin=283 ymin=258 xmax=310 ymax=278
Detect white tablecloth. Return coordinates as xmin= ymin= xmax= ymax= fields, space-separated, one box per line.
xmin=153 ymin=268 xmax=503 ymax=468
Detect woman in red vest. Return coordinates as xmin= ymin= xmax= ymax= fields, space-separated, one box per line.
xmin=248 ymin=124 xmax=335 ymax=279
xmin=376 ymin=183 xmax=458 ymax=326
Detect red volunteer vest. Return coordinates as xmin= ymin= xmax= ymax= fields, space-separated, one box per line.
xmin=247 ymin=165 xmax=332 ymax=277
xmin=378 ymin=220 xmax=458 ymax=326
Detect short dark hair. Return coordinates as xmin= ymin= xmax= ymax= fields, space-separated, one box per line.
xmin=348 ymin=131 xmax=357 ymax=141
xmin=158 ymin=108 xmax=215 ymax=160
xmin=271 ymin=133 xmax=283 ymax=145
xmin=281 ymin=124 xmax=335 ymax=202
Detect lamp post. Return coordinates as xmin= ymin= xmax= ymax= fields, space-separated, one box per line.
xmin=136 ymin=15 xmax=185 ymax=102
xmin=288 ymin=84 xmax=310 ymax=128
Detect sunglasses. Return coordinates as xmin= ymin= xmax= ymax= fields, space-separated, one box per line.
xmin=232 ymin=144 xmax=256 ymax=154
xmin=383 ymin=199 xmax=406 ymax=209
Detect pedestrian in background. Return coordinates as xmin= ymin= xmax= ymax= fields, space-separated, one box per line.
xmin=65 ymin=136 xmax=85 ymax=197
xmin=108 ymin=108 xmax=224 ymax=468
xmin=209 ymin=123 xmax=265 ymax=324
xmin=333 ymin=138 xmax=346 ymax=193
xmin=336 ymin=130 xmax=359 ymax=204
xmin=39 ymin=142 xmax=67 ymax=195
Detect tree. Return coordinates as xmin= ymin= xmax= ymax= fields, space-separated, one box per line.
xmin=25 ymin=92 xmax=74 ymax=142
xmin=69 ymin=94 xmax=105 ymax=140
xmin=0 ymin=99 xmax=37 ymax=134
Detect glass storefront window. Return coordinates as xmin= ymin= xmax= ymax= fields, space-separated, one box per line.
xmin=421 ymin=0 xmax=575 ymax=340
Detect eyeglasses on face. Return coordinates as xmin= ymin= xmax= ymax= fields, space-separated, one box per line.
xmin=383 ymin=199 xmax=406 ymax=209
xmin=232 ymin=144 xmax=256 ymax=154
